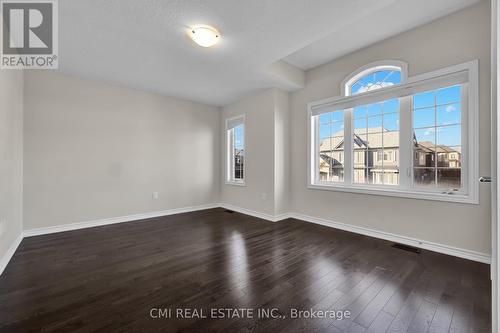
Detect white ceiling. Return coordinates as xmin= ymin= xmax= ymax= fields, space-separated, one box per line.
xmin=59 ymin=0 xmax=480 ymax=106
xmin=285 ymin=0 xmax=481 ymax=70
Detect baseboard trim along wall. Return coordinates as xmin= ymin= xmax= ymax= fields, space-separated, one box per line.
xmin=289 ymin=212 xmax=491 ymax=265
xmin=23 ymin=203 xmax=219 ymax=237
xmin=217 ymin=203 xmax=491 ymax=264
xmin=0 ymin=203 xmax=219 ymax=276
xmin=0 ymin=233 xmax=23 ymax=276
xmin=1 ymin=203 xmax=491 ymax=276
xmin=218 ymin=203 xmax=289 ymax=222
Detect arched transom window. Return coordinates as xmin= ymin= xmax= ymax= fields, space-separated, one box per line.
xmin=343 ymin=61 xmax=407 ymax=96
xmin=349 ymin=69 xmax=401 ymax=95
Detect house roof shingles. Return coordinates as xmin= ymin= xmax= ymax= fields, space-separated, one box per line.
xmin=320 ymin=127 xmax=460 ymax=154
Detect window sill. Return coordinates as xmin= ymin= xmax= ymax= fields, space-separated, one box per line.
xmin=225 ymin=181 xmax=246 ymax=187
xmin=308 ymin=183 xmax=478 ymax=204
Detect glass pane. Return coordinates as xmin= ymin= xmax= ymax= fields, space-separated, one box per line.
xmin=331 ymin=150 xmax=344 ymax=166
xmin=414 ymin=168 xmax=435 ymax=188
xmin=319 ymin=113 xmax=331 ymax=124
xmin=414 ymin=127 xmax=436 ymax=146
xmin=351 ymin=81 xmax=364 ymax=96
xmin=436 ymin=85 xmax=461 ymax=105
xmin=350 ymin=98 xmax=402 ymax=187
xmin=331 ymin=122 xmax=344 ymax=136
xmin=331 ymin=111 xmax=344 ymax=122
xmin=445 ymin=146 xmax=462 ymax=168
xmin=319 ymin=137 xmax=331 ymax=153
xmin=437 ymin=103 xmax=461 ymax=126
xmin=411 ymin=84 xmax=463 ymax=191
xmin=414 ymin=90 xmax=435 ymax=109
xmin=353 ymin=168 xmax=367 ymax=184
xmin=350 ymin=70 xmax=401 ymax=95
xmin=367 ymin=132 xmax=382 ymax=149
xmin=383 ymin=132 xmax=399 ymax=168
xmin=368 ymin=115 xmax=383 ymax=129
xmin=436 ymin=125 xmax=461 ymax=147
xmin=436 ymin=146 xmax=462 ymax=168
xmin=328 ymin=168 xmax=344 ymax=182
xmin=234 ymin=151 xmax=244 ymax=180
xmin=354 ymin=105 xmax=367 ymax=119
xmin=319 ymin=123 xmax=330 ymax=139
xmin=367 ymin=103 xmax=383 ymax=116
xmin=436 ymin=151 xmax=448 ymax=167
xmin=234 ymin=125 xmax=244 ymax=149
xmin=353 ymin=134 xmax=367 ymax=150
xmin=328 ymin=150 xmax=343 ymax=169
xmin=384 ymin=171 xmax=399 ymax=186
xmin=383 ymin=99 xmax=399 ymax=114
xmin=437 ymin=169 xmax=461 ymax=189
xmin=413 ymin=107 xmax=435 ymax=128
xmin=368 ymin=148 xmax=379 ymax=168
xmin=354 ymin=117 xmax=367 ymax=133
xmin=318 ymin=114 xmax=344 ymax=184
xmin=318 ymin=154 xmax=329 ymax=181
xmin=319 ymin=111 xmax=344 ymax=139
xmin=384 ymin=113 xmax=399 ymax=131
xmin=413 ymin=146 xmax=435 ymax=167
xmin=330 ymin=136 xmax=344 ymax=150
xmin=353 ymin=149 xmax=366 ymax=167
xmin=369 ymin=168 xmax=382 ymax=185
xmin=233 ymin=124 xmax=245 ymax=181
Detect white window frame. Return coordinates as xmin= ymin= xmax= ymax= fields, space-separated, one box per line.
xmin=225 ymin=115 xmax=246 ymax=186
xmin=307 ymin=60 xmax=479 ymax=204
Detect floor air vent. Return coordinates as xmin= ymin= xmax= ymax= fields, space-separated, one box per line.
xmin=224 ymin=209 xmax=235 ymax=213
xmin=391 ymin=243 xmax=421 ymax=254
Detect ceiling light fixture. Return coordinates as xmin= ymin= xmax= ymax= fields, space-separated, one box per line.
xmin=189 ymin=26 xmax=220 ymax=48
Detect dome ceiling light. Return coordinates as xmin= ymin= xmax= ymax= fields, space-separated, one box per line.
xmin=189 ymin=26 xmax=220 ymax=48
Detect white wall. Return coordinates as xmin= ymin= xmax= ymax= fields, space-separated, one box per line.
xmin=23 ymin=71 xmax=220 ymax=230
xmin=290 ymin=0 xmax=491 ymax=254
xmin=0 ymin=69 xmax=23 ymax=265
xmin=220 ymin=89 xmax=276 ymax=215
xmin=274 ymin=89 xmax=291 ymax=215
xmin=220 ymin=88 xmax=291 ymax=216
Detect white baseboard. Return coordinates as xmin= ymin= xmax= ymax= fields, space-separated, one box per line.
xmin=0 ymin=233 xmax=23 ymax=276
xmin=218 ymin=203 xmax=291 ymax=222
xmin=218 ymin=203 xmax=490 ymax=264
xmin=289 ymin=212 xmax=491 ymax=264
xmin=23 ymin=203 xmax=219 ymax=237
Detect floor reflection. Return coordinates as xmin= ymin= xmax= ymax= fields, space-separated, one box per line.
xmin=227 ymin=231 xmax=250 ymax=303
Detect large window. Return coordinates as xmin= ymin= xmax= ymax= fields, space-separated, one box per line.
xmin=318 ymin=110 xmax=345 ymax=182
xmin=413 ymin=86 xmax=462 ymax=190
xmin=226 ymin=115 xmax=245 ymax=185
xmin=352 ymin=99 xmax=400 ymax=186
xmin=308 ymin=61 xmax=478 ymax=203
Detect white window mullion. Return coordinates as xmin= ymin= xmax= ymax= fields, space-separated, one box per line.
xmin=399 ymin=95 xmax=412 ymax=189
xmin=314 ymin=116 xmax=320 ymax=184
xmin=344 ymin=108 xmax=353 ymax=185
xmin=461 ymin=83 xmax=469 ymax=194
xmin=230 ymin=129 xmax=235 ymax=182
xmin=226 ymin=129 xmax=232 ymax=182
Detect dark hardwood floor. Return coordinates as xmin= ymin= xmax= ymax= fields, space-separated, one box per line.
xmin=0 ymin=208 xmax=491 ymax=332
